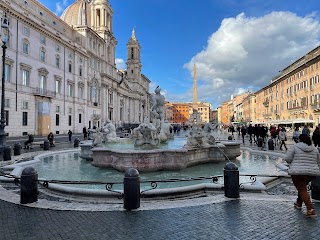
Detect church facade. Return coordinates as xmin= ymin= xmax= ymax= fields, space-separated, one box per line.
xmin=0 ymin=0 xmax=150 ymax=137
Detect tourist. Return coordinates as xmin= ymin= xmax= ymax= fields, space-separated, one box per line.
xmin=24 ymin=133 xmax=34 ymax=149
xmin=47 ymin=132 xmax=55 ymax=147
xmin=83 ymin=126 xmax=88 ymax=140
xmin=247 ymin=124 xmax=253 ymax=143
xmin=68 ymin=130 xmax=73 ymax=142
xmin=279 ymin=128 xmax=287 ymax=151
xmin=302 ymin=125 xmax=310 ymax=137
xmin=283 ymin=134 xmax=320 ymax=218
xmin=312 ymin=126 xmax=320 ymax=147
xmin=292 ymin=127 xmax=300 ymax=144
xmin=241 ymin=125 xmax=247 ymax=143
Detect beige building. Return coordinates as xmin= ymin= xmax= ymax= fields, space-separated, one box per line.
xmin=0 ymin=0 xmax=150 ymax=137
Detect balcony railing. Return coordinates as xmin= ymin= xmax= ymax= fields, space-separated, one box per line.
xmin=33 ymin=88 xmax=56 ymax=98
xmin=288 ymin=105 xmax=308 ymax=111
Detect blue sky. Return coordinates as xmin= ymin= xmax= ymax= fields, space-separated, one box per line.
xmin=39 ymin=0 xmax=320 ymax=108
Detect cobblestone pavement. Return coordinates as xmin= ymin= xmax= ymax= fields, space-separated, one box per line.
xmin=1 ymin=132 xmax=320 ymax=240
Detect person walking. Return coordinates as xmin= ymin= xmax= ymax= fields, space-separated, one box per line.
xmin=279 ymin=127 xmax=288 ymax=151
xmin=302 ymin=125 xmax=310 ymax=137
xmin=68 ymin=130 xmax=73 ymax=142
xmin=241 ymin=125 xmax=247 ymax=143
xmin=283 ymin=134 xmax=320 ymax=218
xmin=83 ymin=126 xmax=88 ymax=140
xmin=312 ymin=126 xmax=320 ymax=147
xmin=292 ymin=127 xmax=300 ymax=144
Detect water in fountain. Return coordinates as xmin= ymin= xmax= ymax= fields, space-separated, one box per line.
xmin=31 ymin=150 xmax=283 ymax=190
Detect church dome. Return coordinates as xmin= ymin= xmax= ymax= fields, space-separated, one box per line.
xmin=61 ymin=0 xmax=91 ymax=27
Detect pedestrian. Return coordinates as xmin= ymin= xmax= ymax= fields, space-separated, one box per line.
xmin=312 ymin=126 xmax=320 ymax=147
xmin=247 ymin=124 xmax=253 ymax=143
xmin=302 ymin=125 xmax=310 ymax=137
xmin=83 ymin=126 xmax=87 ymax=140
xmin=68 ymin=129 xmax=73 ymax=142
xmin=47 ymin=132 xmax=55 ymax=147
xmin=241 ymin=125 xmax=247 ymax=143
xmin=292 ymin=127 xmax=300 ymax=144
xmin=283 ymin=134 xmax=320 ymax=218
xmin=279 ymin=128 xmax=287 ymax=151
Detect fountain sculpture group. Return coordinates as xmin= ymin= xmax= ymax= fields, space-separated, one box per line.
xmin=80 ymin=86 xmax=241 ymax=172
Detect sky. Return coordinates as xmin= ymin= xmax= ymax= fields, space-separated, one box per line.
xmin=39 ymin=0 xmax=320 ymax=109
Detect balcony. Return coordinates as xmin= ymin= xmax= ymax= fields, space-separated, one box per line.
xmin=262 ymin=100 xmax=269 ymax=107
xmin=288 ymin=105 xmax=308 ymax=111
xmin=33 ymin=88 xmax=56 ymax=98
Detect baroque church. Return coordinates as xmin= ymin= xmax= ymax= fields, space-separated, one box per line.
xmin=0 ymin=0 xmax=150 ymax=137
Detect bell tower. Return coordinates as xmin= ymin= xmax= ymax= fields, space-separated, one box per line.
xmin=126 ymin=28 xmax=142 ymax=83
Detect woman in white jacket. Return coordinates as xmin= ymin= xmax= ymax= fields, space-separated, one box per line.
xmin=284 ymin=134 xmax=320 ymax=218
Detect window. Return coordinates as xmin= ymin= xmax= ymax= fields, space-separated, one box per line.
xmin=22 ymin=40 xmax=29 ymax=54
xmin=22 ymin=112 xmax=28 ymax=126
xmin=22 ymin=69 xmax=30 ymax=86
xmin=55 ymin=79 xmax=61 ymax=94
xmin=56 ymin=105 xmax=60 ymax=112
xmin=68 ymin=108 xmax=72 ymax=114
xmin=40 ymin=48 xmax=46 ymax=62
xmin=68 ymin=62 xmax=72 ymax=73
xmin=67 ymin=83 xmax=73 ymax=97
xmin=5 ymin=99 xmax=9 ymax=108
xmin=56 ymin=56 xmax=60 ymax=68
xmin=22 ymin=101 xmax=28 ymax=109
xmin=79 ymin=66 xmax=82 ymax=76
xmin=78 ymin=86 xmax=83 ymax=99
xmin=79 ymin=113 xmax=82 ymax=123
xmin=40 ymin=75 xmax=46 ymax=89
xmin=68 ymin=115 xmax=72 ymax=126
xmin=56 ymin=114 xmax=59 ymax=126
xmin=40 ymin=35 xmax=46 ymax=45
xmin=4 ymin=64 xmax=10 ymax=82
xmin=23 ymin=26 xmax=30 ymax=36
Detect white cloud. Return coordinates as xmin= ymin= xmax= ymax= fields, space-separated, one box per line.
xmin=115 ymin=58 xmax=126 ymax=70
xmin=55 ymin=0 xmax=69 ymax=16
xmin=180 ymin=11 xmax=320 ymax=108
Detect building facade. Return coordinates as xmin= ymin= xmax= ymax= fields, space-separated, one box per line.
xmin=165 ymin=101 xmax=212 ymax=125
xmin=218 ymin=45 xmax=320 ymax=126
xmin=0 ymin=0 xmax=150 ymax=137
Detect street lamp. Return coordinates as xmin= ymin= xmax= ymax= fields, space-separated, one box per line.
xmin=0 ymin=13 xmax=9 ymax=157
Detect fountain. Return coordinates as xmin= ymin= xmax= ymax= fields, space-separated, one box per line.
xmin=80 ymin=86 xmax=241 ymax=172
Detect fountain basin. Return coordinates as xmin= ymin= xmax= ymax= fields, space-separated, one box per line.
xmin=91 ymin=142 xmax=241 ymax=172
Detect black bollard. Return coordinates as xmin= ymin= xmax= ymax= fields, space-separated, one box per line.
xmin=123 ymin=168 xmax=140 ymax=210
xmin=3 ymin=146 xmax=11 ymax=161
xmin=268 ymin=139 xmax=274 ymax=150
xmin=14 ymin=143 xmax=21 ymax=156
xmin=258 ymin=137 xmax=263 ymax=147
xmin=311 ymin=176 xmax=320 ymax=200
xmin=43 ymin=140 xmax=50 ymax=150
xmin=20 ymin=167 xmax=38 ymax=204
xmin=74 ymin=138 xmax=80 ymax=148
xmin=224 ymin=162 xmax=239 ymax=198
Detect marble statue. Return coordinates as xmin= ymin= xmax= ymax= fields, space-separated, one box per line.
xmin=102 ymin=119 xmax=119 ymax=142
xmin=92 ymin=129 xmax=104 ymax=147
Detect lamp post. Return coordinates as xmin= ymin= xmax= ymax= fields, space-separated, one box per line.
xmin=0 ymin=13 xmax=9 ymax=156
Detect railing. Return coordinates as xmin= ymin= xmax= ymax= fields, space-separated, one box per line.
xmin=33 ymin=88 xmax=56 ymax=98
xmin=287 ymin=105 xmax=308 ymax=111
